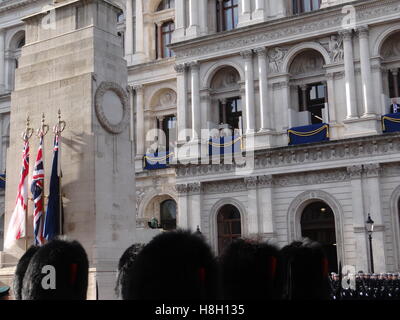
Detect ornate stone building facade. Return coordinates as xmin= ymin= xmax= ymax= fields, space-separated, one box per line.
xmin=0 ymin=0 xmax=399 ymax=289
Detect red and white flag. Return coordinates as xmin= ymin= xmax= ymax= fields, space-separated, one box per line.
xmin=4 ymin=140 xmax=29 ymax=249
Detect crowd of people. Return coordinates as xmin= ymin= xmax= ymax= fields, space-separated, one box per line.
xmin=0 ymin=230 xmax=399 ymax=300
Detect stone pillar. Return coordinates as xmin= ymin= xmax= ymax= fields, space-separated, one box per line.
xmin=0 ymin=30 xmax=5 ymax=92
xmin=341 ymin=30 xmax=358 ymax=120
xmin=300 ymin=85 xmax=308 ymax=112
xmin=187 ymin=0 xmax=200 ymax=38
xmin=156 ymin=22 xmax=163 ymax=60
xmin=220 ymin=98 xmax=227 ymax=124
xmin=279 ymin=79 xmax=291 ymax=129
xmin=173 ymin=0 xmax=186 ymax=41
xmin=175 ymin=63 xmax=188 ymax=143
xmin=188 ymin=182 xmax=201 ymax=232
xmin=391 ymin=68 xmax=399 ymax=98
xmin=241 ymin=50 xmax=256 ymax=133
xmin=347 ymin=165 xmax=368 ymax=271
xmin=125 ymin=0 xmax=134 ymax=58
xmin=190 ymin=61 xmax=201 ymax=140
xmin=326 ymin=73 xmax=337 ymax=123
xmin=134 ymin=0 xmax=145 ymax=62
xmin=176 ymin=184 xmax=189 ymax=229
xmin=371 ymin=60 xmax=385 ymax=114
xmin=255 ymin=47 xmax=272 ymax=132
xmin=258 ymin=175 xmax=275 ymax=239
xmin=253 ymin=0 xmax=266 ymax=21
xmin=358 ymin=26 xmax=375 ymax=116
xmin=238 ymin=0 xmax=251 ymax=27
xmin=245 ymin=177 xmax=259 ymax=236
xmin=199 ymin=0 xmax=208 ymax=35
xmin=135 ymin=85 xmax=145 ymax=156
xmin=363 ymin=164 xmax=386 ymax=273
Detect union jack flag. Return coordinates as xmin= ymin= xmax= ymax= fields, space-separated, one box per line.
xmin=4 ymin=141 xmax=29 ymax=249
xmin=31 ymin=137 xmax=45 ymax=246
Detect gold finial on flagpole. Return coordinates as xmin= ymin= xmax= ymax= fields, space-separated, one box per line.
xmin=37 ymin=113 xmax=50 ymax=138
xmin=21 ymin=114 xmax=34 ymax=142
xmin=54 ymin=109 xmax=66 ymax=135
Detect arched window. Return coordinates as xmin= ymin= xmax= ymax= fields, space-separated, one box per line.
xmin=216 ymin=0 xmax=239 ymax=32
xmin=157 ymin=0 xmax=175 ymax=12
xmin=156 ymin=21 xmax=175 ymax=59
xmin=217 ymin=204 xmax=241 ymax=255
xmin=160 ymin=199 xmax=177 ymax=230
xmin=293 ymin=0 xmax=321 ymax=14
xmin=300 ymin=201 xmax=338 ymax=272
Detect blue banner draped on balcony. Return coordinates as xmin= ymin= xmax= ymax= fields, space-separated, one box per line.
xmin=382 ymin=113 xmax=400 ymax=133
xmin=209 ymin=136 xmax=242 ymax=156
xmin=0 ymin=173 xmax=5 ymax=189
xmin=144 ymin=151 xmax=173 ymax=170
xmin=288 ymin=123 xmax=330 ymax=146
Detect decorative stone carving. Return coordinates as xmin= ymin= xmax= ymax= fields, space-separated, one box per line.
xmin=159 ymin=90 xmax=177 ymax=107
xmin=364 ymin=163 xmax=381 ymax=177
xmin=203 ymin=179 xmax=247 ymax=194
xmin=289 ymin=50 xmax=324 ymax=75
xmin=381 ymin=32 xmax=400 ymax=59
xmin=329 ymin=34 xmax=344 ymax=63
xmin=268 ymin=47 xmax=287 ymax=73
xmin=273 ymin=169 xmax=349 ymax=187
xmin=136 ymin=188 xmax=146 ymax=213
xmin=347 ymin=165 xmax=363 ymax=178
xmin=240 ymin=49 xmax=253 ymax=59
xmin=188 ymin=182 xmax=201 ymax=194
xmin=258 ymin=175 xmax=273 ymax=187
xmin=176 ymin=183 xmax=189 ymax=195
xmin=174 ymin=63 xmax=186 ymax=73
xmin=244 ymin=176 xmax=258 ymax=189
xmin=94 ymin=81 xmax=130 ymax=134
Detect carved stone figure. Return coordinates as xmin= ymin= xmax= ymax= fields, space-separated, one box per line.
xmin=268 ymin=47 xmax=287 ymax=73
xmin=329 ymin=34 xmax=344 ymax=62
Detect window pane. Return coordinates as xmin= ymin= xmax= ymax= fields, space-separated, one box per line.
xmin=304 ymin=0 xmax=311 ymax=12
xmin=317 ymin=85 xmax=325 ymax=99
xmin=310 ymin=86 xmax=316 ymax=100
xmin=225 ymin=9 xmax=233 ymax=30
xmin=233 ymin=7 xmax=238 ymax=28
xmin=312 ymin=0 xmax=320 ymax=10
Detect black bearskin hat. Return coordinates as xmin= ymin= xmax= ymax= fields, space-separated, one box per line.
xmin=13 ymin=245 xmax=40 ymax=300
xmin=278 ymin=239 xmax=330 ymax=300
xmin=21 ymin=239 xmax=89 ymax=300
xmin=123 ymin=230 xmax=219 ymax=300
xmin=219 ymin=239 xmax=280 ymax=300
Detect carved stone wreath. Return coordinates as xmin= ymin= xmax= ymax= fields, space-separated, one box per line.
xmin=95 ymin=81 xmax=129 ymax=134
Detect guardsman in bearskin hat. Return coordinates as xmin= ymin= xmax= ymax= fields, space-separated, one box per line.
xmin=115 ymin=243 xmax=145 ymax=299
xmin=13 ymin=245 xmax=39 ymax=300
xmin=21 ymin=238 xmax=89 ymax=300
xmin=278 ymin=239 xmax=330 ymax=300
xmin=122 ymin=229 xmax=219 ymax=300
xmin=219 ymin=238 xmax=280 ymax=300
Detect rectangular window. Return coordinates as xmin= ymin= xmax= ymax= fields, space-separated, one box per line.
xmin=292 ymin=0 xmax=321 ymax=14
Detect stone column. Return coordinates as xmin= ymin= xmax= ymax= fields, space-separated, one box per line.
xmin=241 ymin=50 xmax=256 ymax=133
xmin=238 ymin=0 xmax=251 ymax=27
xmin=0 ymin=30 xmax=5 ymax=92
xmin=371 ymin=61 xmax=385 ymax=114
xmin=255 ymin=47 xmax=272 ymax=132
xmin=341 ymin=30 xmax=358 ymax=119
xmin=134 ymin=85 xmax=145 ymax=156
xmin=188 ymin=182 xmax=201 ymax=232
xmin=156 ymin=22 xmax=163 ymax=60
xmin=245 ymin=177 xmax=259 ymax=236
xmin=199 ymin=0 xmax=208 ymax=35
xmin=173 ymin=0 xmax=186 ymax=41
xmin=125 ymin=0 xmax=134 ymax=58
xmin=190 ymin=61 xmax=201 ymax=140
xmin=326 ymin=73 xmax=337 ymax=123
xmin=253 ymin=0 xmax=266 ymax=21
xmin=176 ymin=184 xmax=189 ymax=229
xmin=258 ymin=175 xmax=275 ymax=239
xmin=347 ymin=165 xmax=369 ymax=272
xmin=134 ymin=0 xmax=145 ymax=61
xmin=358 ymin=26 xmax=375 ymax=116
xmin=278 ymin=79 xmax=291 ymax=129
xmin=363 ymin=164 xmax=386 ymax=273
xmin=300 ymin=85 xmax=308 ymax=112
xmin=175 ymin=63 xmax=188 ymax=143
xmin=391 ymin=68 xmax=399 ymax=98
xmin=220 ymin=98 xmax=227 ymax=124
xmin=187 ymin=0 xmax=199 ymax=38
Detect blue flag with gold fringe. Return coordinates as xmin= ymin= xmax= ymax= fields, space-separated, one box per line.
xmin=288 ymin=123 xmax=329 ymax=146
xmin=0 ymin=173 xmax=5 ymax=190
xmin=144 ymin=151 xmax=173 ymax=170
xmin=382 ymin=113 xmax=400 ymax=133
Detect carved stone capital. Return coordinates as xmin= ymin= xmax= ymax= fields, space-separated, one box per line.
xmin=244 ymin=176 xmax=258 ymax=189
xmin=364 ymin=163 xmax=381 ymax=178
xmin=254 ymin=47 xmax=267 ymax=56
xmin=240 ymin=49 xmax=253 ymax=60
xmin=189 ymin=60 xmax=200 ymax=70
xmin=176 ymin=183 xmax=189 ymax=195
xmin=174 ymin=63 xmax=187 ymax=73
xmin=339 ymin=29 xmax=353 ymax=41
xmin=258 ymin=175 xmax=273 ymax=187
xmin=357 ymin=25 xmax=369 ymax=38
xmin=347 ymin=165 xmax=363 ymax=178
xmin=188 ymin=182 xmax=201 ymax=194
xmin=133 ymin=84 xmax=144 ymax=93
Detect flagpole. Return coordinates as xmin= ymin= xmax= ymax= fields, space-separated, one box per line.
xmin=36 ymin=113 xmax=49 ymax=245
xmin=21 ymin=115 xmax=33 ymax=251
xmin=54 ymin=110 xmax=66 ymax=236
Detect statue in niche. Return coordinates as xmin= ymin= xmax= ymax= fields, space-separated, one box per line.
xmin=329 ymin=34 xmax=344 ymax=63
xmin=268 ymin=47 xmax=287 ymax=73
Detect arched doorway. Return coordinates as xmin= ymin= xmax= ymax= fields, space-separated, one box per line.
xmin=217 ymin=204 xmax=241 ymax=255
xmin=300 ymin=201 xmax=338 ymax=272
xmin=160 ymin=199 xmax=177 ymax=230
